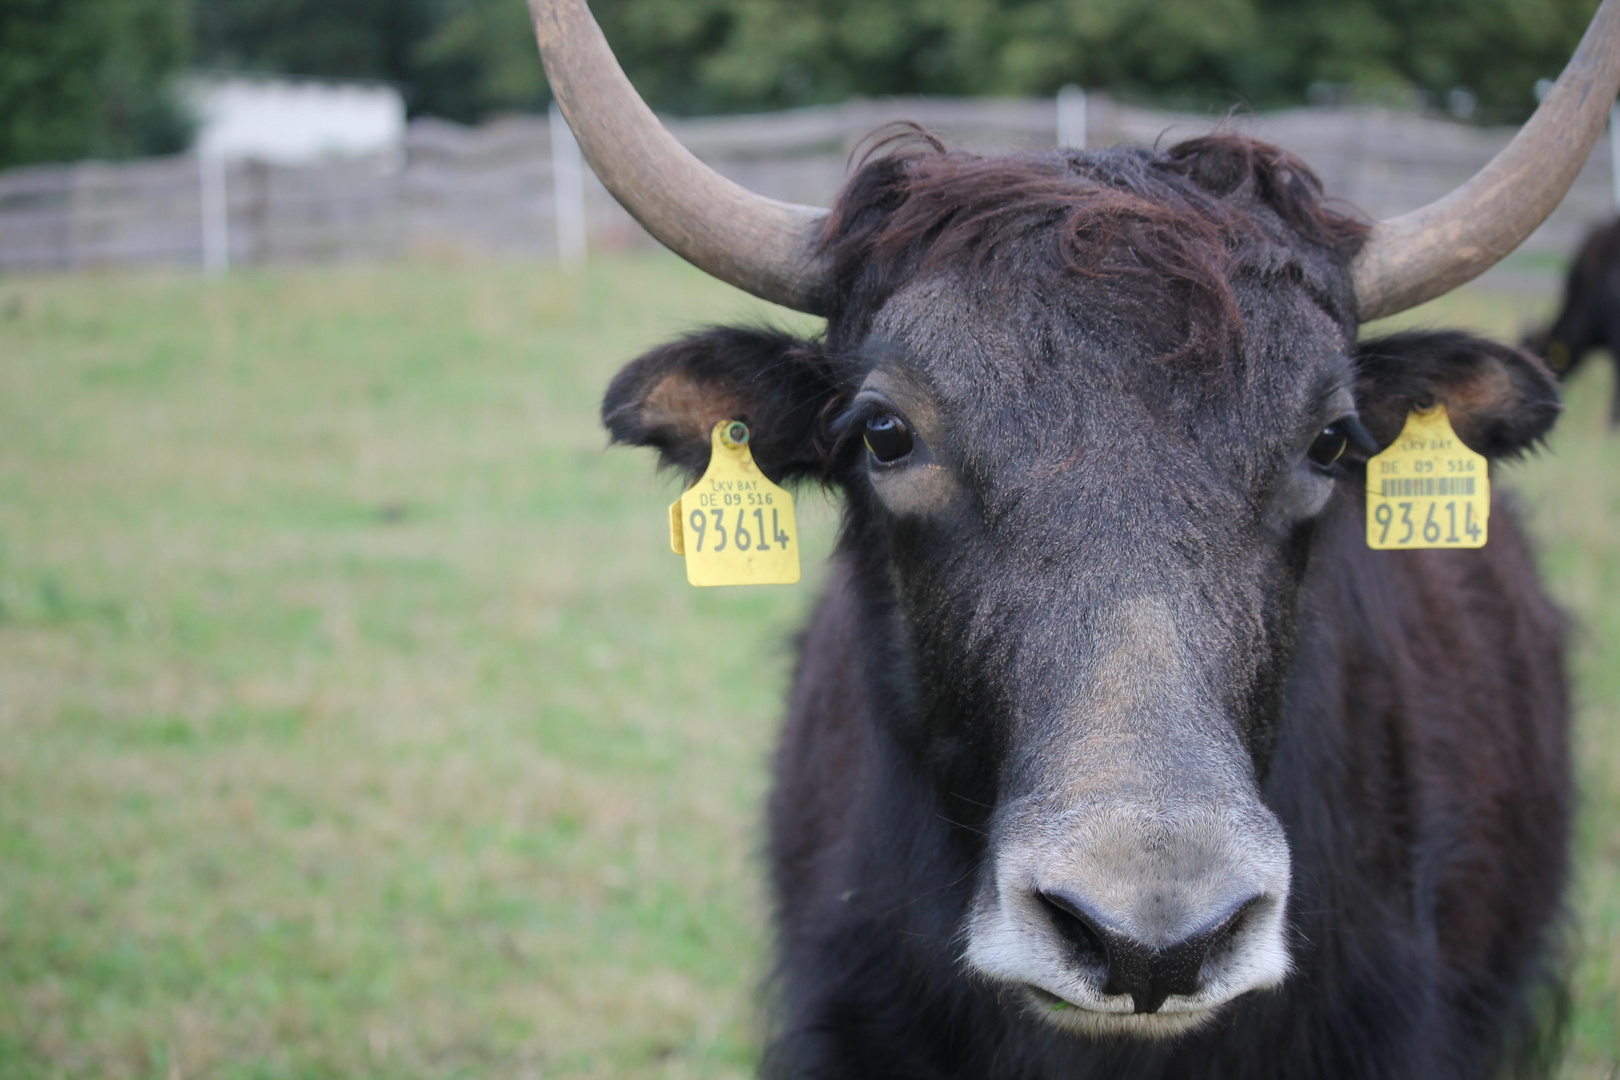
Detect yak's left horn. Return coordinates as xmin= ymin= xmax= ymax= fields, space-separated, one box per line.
xmin=527 ymin=0 xmax=833 ymax=315
xmin=1354 ymin=0 xmax=1620 ymax=321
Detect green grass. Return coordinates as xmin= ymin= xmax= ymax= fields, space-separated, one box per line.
xmin=0 ymin=256 xmax=1615 ymax=1078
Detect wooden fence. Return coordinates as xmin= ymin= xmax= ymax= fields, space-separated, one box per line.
xmin=3 ymin=93 xmax=1614 ymax=289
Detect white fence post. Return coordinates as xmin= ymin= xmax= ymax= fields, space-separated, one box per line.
xmin=199 ymin=151 xmax=229 ymax=276
xmin=1057 ymin=85 xmax=1087 ymax=150
xmin=550 ymin=102 xmax=587 ymax=266
xmin=1609 ymin=103 xmax=1620 ymax=210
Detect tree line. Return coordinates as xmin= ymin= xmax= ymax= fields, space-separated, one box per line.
xmin=0 ymin=0 xmax=1601 ymax=170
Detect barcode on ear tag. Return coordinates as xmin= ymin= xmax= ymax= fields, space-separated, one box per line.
xmin=671 ymin=420 xmax=800 ymax=586
xmin=1366 ymin=404 xmax=1489 ymax=550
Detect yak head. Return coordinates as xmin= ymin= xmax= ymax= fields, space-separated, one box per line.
xmin=598 ymin=135 xmax=1559 ymax=1035
xmin=525 ymin=0 xmax=1602 ymax=1038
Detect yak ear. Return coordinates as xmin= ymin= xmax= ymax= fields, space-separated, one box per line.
xmin=602 ymin=327 xmax=846 ymax=482
xmin=1353 ymin=331 xmax=1562 ymax=458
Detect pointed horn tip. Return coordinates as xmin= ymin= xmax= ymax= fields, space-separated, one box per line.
xmin=528 ymin=0 xmax=833 ymax=314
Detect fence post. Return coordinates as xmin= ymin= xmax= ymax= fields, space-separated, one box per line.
xmin=1057 ymin=85 xmax=1087 ymax=150
xmin=199 ymin=151 xmax=229 ymax=276
xmin=1610 ymin=103 xmax=1620 ymax=210
xmin=550 ymin=103 xmax=587 ymax=266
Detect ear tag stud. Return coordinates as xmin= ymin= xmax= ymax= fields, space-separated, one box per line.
xmin=667 ymin=420 xmax=800 ymax=586
xmin=1366 ymin=404 xmax=1489 ymax=550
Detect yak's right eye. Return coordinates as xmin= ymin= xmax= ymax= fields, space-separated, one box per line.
xmin=1307 ymin=421 xmax=1351 ymax=468
xmin=863 ymin=413 xmax=914 ymax=464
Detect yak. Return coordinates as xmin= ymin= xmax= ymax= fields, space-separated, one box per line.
xmin=528 ymin=0 xmax=1620 ymax=1076
xmin=1524 ymin=217 xmax=1620 ymax=425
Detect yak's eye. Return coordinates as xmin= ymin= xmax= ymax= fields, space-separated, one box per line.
xmin=863 ymin=413 xmax=914 ymax=464
xmin=1307 ymin=421 xmax=1352 ymax=468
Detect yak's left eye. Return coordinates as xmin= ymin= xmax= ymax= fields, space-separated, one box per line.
xmin=864 ymin=413 xmax=914 ymax=463
xmin=1307 ymin=421 xmax=1352 ymax=467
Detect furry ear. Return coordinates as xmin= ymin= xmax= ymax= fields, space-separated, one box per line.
xmin=601 ymin=327 xmax=845 ymax=482
xmin=1354 ymin=332 xmax=1562 ymax=458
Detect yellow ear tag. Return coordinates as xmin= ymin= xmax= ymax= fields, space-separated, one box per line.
xmin=1366 ymin=404 xmax=1488 ymax=550
xmin=668 ymin=420 xmax=800 ymax=586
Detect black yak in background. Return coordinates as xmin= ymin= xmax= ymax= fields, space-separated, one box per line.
xmin=1525 ymin=217 xmax=1620 ymax=425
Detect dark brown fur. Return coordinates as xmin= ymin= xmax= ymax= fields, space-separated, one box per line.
xmin=602 ymin=133 xmax=1571 ymax=1079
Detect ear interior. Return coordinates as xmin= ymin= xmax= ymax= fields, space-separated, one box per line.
xmin=601 ymin=327 xmax=844 ymax=482
xmin=621 ymin=368 xmax=755 ymax=473
xmin=1354 ymin=331 xmax=1562 ymax=458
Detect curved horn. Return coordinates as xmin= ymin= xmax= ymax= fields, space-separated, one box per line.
xmin=1354 ymin=0 xmax=1620 ymax=320
xmin=527 ymin=0 xmax=832 ymax=314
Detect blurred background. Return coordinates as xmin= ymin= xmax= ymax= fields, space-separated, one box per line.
xmin=0 ymin=0 xmax=1610 ymax=166
xmin=1 ymin=0 xmax=1617 ymax=1077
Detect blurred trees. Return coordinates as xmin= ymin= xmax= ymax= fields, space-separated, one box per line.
xmin=193 ymin=0 xmax=1604 ymax=120
xmin=0 ymin=0 xmax=191 ymax=169
xmin=191 ymin=0 xmax=549 ymax=118
xmin=0 ymin=0 xmax=1604 ymax=168
xmin=583 ymin=0 xmax=1602 ymax=117
xmin=190 ymin=0 xmax=549 ymax=120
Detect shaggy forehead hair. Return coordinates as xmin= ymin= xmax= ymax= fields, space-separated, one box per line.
xmin=818 ymin=131 xmax=1371 ymax=367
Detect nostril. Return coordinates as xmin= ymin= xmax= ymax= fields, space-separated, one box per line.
xmin=1034 ymin=891 xmax=1264 ymax=1015
xmin=1199 ymin=897 xmax=1255 ymax=969
xmin=1036 ymin=891 xmax=1110 ymax=970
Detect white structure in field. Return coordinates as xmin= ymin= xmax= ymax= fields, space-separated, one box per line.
xmin=190 ymin=75 xmax=405 ymax=165
xmin=188 ymin=75 xmax=407 ymax=273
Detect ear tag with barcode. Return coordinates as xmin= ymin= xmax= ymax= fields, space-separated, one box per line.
xmin=667 ymin=420 xmax=800 ymax=586
xmin=1366 ymin=404 xmax=1489 ymax=550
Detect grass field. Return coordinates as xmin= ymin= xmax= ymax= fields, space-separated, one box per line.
xmin=0 ymin=255 xmax=1614 ymax=1079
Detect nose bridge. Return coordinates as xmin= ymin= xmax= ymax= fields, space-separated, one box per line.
xmin=1012 ymin=591 xmax=1255 ymax=806
xmin=1007 ymin=588 xmax=1280 ymax=865
xmin=959 ymin=491 xmax=1297 ymax=1022
xmin=967 ymin=594 xmax=1293 ymax=1019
